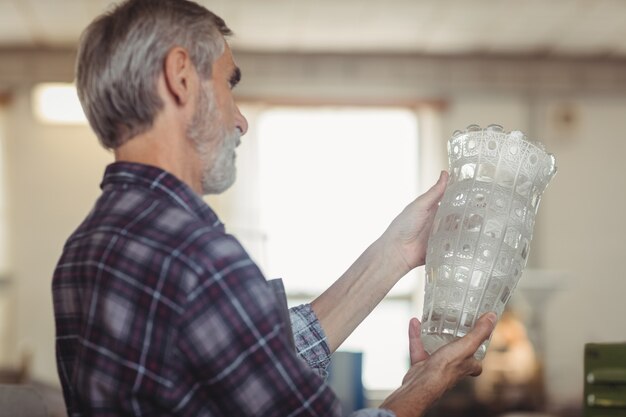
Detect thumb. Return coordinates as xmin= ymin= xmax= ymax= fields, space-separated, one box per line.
xmin=451 ymin=312 xmax=497 ymax=359
xmin=409 ymin=317 xmax=429 ymax=365
xmin=415 ymin=171 xmax=448 ymax=209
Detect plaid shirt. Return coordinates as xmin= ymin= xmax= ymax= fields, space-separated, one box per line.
xmin=53 ymin=162 xmax=394 ymax=417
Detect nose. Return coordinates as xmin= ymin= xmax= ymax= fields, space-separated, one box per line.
xmin=235 ymin=106 xmax=248 ymax=136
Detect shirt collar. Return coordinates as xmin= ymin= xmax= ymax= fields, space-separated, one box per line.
xmin=100 ymin=161 xmax=222 ymax=226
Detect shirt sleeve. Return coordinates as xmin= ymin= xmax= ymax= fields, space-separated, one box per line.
xmin=289 ymin=306 xmax=398 ymax=417
xmin=289 ymin=304 xmax=332 ymax=378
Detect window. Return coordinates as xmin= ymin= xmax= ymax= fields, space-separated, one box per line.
xmin=31 ymin=83 xmax=87 ymax=125
xmin=255 ymin=106 xmax=420 ymax=390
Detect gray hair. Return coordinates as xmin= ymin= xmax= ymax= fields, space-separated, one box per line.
xmin=75 ymin=0 xmax=232 ymax=149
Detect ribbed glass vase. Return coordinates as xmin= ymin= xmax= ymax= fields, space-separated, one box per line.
xmin=420 ymin=124 xmax=557 ymax=359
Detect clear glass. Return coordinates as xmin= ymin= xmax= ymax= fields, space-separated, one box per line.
xmin=420 ymin=124 xmax=557 ymax=359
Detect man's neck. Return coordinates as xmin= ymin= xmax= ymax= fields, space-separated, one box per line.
xmin=113 ymin=124 xmax=203 ymax=195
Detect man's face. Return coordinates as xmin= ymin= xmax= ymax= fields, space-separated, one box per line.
xmin=187 ymin=44 xmax=247 ymax=195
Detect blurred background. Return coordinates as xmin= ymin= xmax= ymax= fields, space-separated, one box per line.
xmin=1 ymin=1 xmax=625 ymax=416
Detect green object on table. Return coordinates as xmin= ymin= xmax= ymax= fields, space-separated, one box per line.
xmin=584 ymin=343 xmax=626 ymax=417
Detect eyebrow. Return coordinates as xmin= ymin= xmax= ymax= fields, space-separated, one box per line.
xmin=229 ymin=67 xmax=241 ymax=88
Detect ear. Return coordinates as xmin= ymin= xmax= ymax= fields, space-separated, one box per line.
xmin=163 ymin=46 xmax=196 ymax=107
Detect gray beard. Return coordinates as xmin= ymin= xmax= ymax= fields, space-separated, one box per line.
xmin=187 ymin=86 xmax=241 ymax=195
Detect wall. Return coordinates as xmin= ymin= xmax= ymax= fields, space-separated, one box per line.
xmin=1 ymin=49 xmax=626 ymax=408
xmin=0 ymin=106 xmax=7 ymax=273
xmin=0 ymin=105 xmax=12 ymax=367
xmin=3 ymin=84 xmax=112 ymax=384
xmin=537 ymin=96 xmax=626 ymax=404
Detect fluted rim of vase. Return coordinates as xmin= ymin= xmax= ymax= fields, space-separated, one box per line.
xmin=450 ymin=123 xmax=557 ymax=180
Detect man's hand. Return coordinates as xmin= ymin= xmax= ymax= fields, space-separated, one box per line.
xmin=380 ymin=312 xmax=497 ymax=417
xmin=381 ymin=171 xmax=448 ymax=273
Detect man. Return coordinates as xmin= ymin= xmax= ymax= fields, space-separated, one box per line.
xmin=52 ymin=0 xmax=496 ymax=416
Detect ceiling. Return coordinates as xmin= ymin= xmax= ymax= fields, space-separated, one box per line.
xmin=1 ymin=0 xmax=626 ymax=58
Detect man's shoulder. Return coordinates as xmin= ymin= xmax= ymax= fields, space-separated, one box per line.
xmin=59 ymin=186 xmax=225 ymax=271
xmin=67 ymin=184 xmax=253 ymax=271
xmin=69 ymin=186 xmax=215 ymax=243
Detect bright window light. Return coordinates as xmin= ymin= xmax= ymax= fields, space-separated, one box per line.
xmin=257 ymin=107 xmax=419 ymax=295
xmin=257 ymin=107 xmax=420 ymax=390
xmin=32 ymin=83 xmax=87 ymax=125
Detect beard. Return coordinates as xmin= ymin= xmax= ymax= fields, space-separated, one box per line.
xmin=186 ymin=85 xmax=241 ymax=195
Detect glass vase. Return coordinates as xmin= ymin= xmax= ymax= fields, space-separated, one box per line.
xmin=420 ymin=124 xmax=557 ymax=359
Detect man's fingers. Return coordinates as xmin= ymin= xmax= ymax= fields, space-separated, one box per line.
xmin=442 ymin=312 xmax=497 ymax=359
xmin=415 ymin=171 xmax=448 ymax=208
xmin=463 ymin=312 xmax=497 ymax=353
xmin=473 ymin=312 xmax=497 ymax=339
xmin=469 ymin=361 xmax=483 ymax=377
xmin=408 ymin=317 xmax=429 ymax=365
